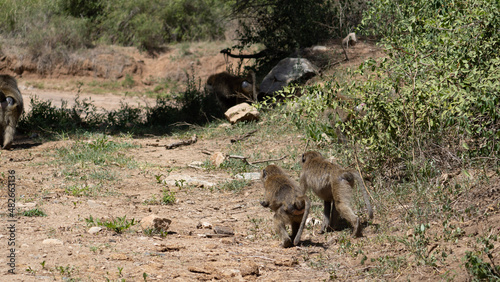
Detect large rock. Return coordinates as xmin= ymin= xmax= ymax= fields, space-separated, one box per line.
xmin=260 ymin=58 xmax=319 ymax=95
xmin=224 ymin=103 xmax=260 ymax=124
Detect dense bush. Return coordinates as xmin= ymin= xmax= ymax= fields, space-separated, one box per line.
xmin=265 ymin=0 xmax=499 ymax=172
xmin=0 ymin=0 xmax=231 ymax=52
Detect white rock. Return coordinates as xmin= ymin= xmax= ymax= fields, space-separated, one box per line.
xmin=210 ymin=152 xmax=226 ymax=167
xmin=88 ymin=227 xmax=102 ymax=234
xmin=224 ymin=103 xmax=260 ymax=124
xmin=42 ymin=239 xmax=63 ymax=245
xmin=235 ymin=172 xmax=261 ymax=180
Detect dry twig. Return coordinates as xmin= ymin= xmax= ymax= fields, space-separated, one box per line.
xmin=165 ymin=134 xmax=197 ymax=149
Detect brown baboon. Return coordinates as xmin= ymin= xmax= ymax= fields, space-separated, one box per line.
xmin=299 ymin=151 xmax=373 ymax=237
xmin=205 ymin=71 xmax=258 ymax=110
xmin=260 ymin=164 xmax=310 ymax=248
xmin=0 ymin=75 xmax=23 ymax=150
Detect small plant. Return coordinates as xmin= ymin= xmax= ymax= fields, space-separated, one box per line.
xmin=22 ymin=208 xmax=47 ymax=217
xmin=154 ymin=174 xmax=164 ymax=183
xmin=218 ymin=179 xmax=250 ymax=193
xmin=117 ymin=266 xmax=124 ymax=277
xmin=464 ymin=234 xmax=500 ymax=281
xmin=85 ymin=215 xmax=136 ymax=233
xmin=143 ymin=227 xmax=168 ymax=237
xmin=174 ymin=179 xmax=186 ymax=189
xmin=55 ymin=265 xmax=75 ymax=277
xmin=161 ymin=190 xmax=176 ymax=205
xmin=26 ymin=266 xmax=36 ymax=275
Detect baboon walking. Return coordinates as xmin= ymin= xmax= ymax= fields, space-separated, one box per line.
xmin=0 ymin=75 xmax=23 ymax=149
xmin=260 ymin=164 xmax=310 ymax=247
xmin=300 ymin=151 xmax=373 ymax=237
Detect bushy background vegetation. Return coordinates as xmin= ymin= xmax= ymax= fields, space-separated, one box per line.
xmin=0 ymin=0 xmax=230 ymax=52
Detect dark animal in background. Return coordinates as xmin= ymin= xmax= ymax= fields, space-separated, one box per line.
xmin=205 ymin=71 xmax=257 ymax=110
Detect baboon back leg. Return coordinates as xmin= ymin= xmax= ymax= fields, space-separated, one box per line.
xmin=290 ymin=221 xmax=300 ymax=243
xmin=330 ymin=202 xmax=343 ymax=230
xmin=2 ymin=124 xmax=16 ymax=149
xmin=335 ymin=201 xmax=361 ymax=237
xmin=319 ymin=201 xmax=333 ymax=234
xmin=274 ymin=211 xmax=292 ymax=248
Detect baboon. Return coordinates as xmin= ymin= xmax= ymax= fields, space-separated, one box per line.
xmin=260 ymin=164 xmax=310 ymax=248
xmin=299 ymin=151 xmax=373 ymax=237
xmin=0 ymin=75 xmax=23 ymax=150
xmin=205 ymin=71 xmax=258 ymax=110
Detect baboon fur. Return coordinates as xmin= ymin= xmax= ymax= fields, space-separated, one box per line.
xmin=260 ymin=164 xmax=310 ymax=247
xmin=300 ymin=151 xmax=373 ymax=237
xmin=205 ymin=71 xmax=257 ymax=110
xmin=0 ymin=75 xmax=23 ymax=150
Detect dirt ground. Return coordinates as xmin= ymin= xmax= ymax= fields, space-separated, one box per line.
xmin=0 ymin=41 xmax=498 ymax=281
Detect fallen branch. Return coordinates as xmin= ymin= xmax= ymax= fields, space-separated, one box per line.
xmin=165 ymin=134 xmax=197 ymax=149
xmin=230 ymin=129 xmax=258 ymax=143
xmin=227 ymin=155 xmax=287 ymax=166
xmin=250 ymin=155 xmax=287 ymax=164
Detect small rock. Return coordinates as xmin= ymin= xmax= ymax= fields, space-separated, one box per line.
xmin=210 ymin=152 xmax=226 ymax=167
xmin=188 ymin=266 xmax=212 ymax=274
xmin=240 ymin=261 xmax=259 ymax=277
xmin=109 ymin=253 xmax=129 ymax=260
xmin=17 ymin=202 xmax=36 ymax=208
xmin=274 ymin=257 xmax=298 ymax=267
xmin=140 ymin=214 xmax=171 ymax=232
xmin=224 ymin=103 xmax=260 ymax=124
xmin=220 ymin=238 xmax=233 ymax=245
xmin=235 ymin=172 xmax=261 ymax=180
xmin=87 ymin=200 xmax=101 ymax=208
xmin=88 ymin=227 xmax=102 ymax=234
xmin=42 ymin=239 xmax=63 ymax=245
xmin=197 ymin=222 xmax=213 ymax=229
xmin=214 ymin=225 xmax=234 ymax=236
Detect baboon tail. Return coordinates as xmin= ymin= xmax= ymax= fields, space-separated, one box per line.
xmin=353 ymin=172 xmax=373 ymax=220
xmin=293 ymin=196 xmax=310 ymax=246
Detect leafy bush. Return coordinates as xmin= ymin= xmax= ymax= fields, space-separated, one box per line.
xmin=0 ymin=0 xmax=231 ymax=53
xmin=273 ymin=0 xmax=500 ymax=172
xmin=354 ymin=0 xmax=500 ymax=164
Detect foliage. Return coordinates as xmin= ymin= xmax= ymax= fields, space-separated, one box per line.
xmin=350 ymin=0 xmax=500 ymax=166
xmin=85 ymin=215 xmax=136 ymax=233
xmin=0 ymin=0 xmax=231 ymax=52
xmin=22 ymin=208 xmax=47 ymax=217
xmin=269 ymin=0 xmax=500 ymax=172
xmin=464 ymin=234 xmax=500 ymax=281
xmin=19 ymin=75 xmax=224 ymax=137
